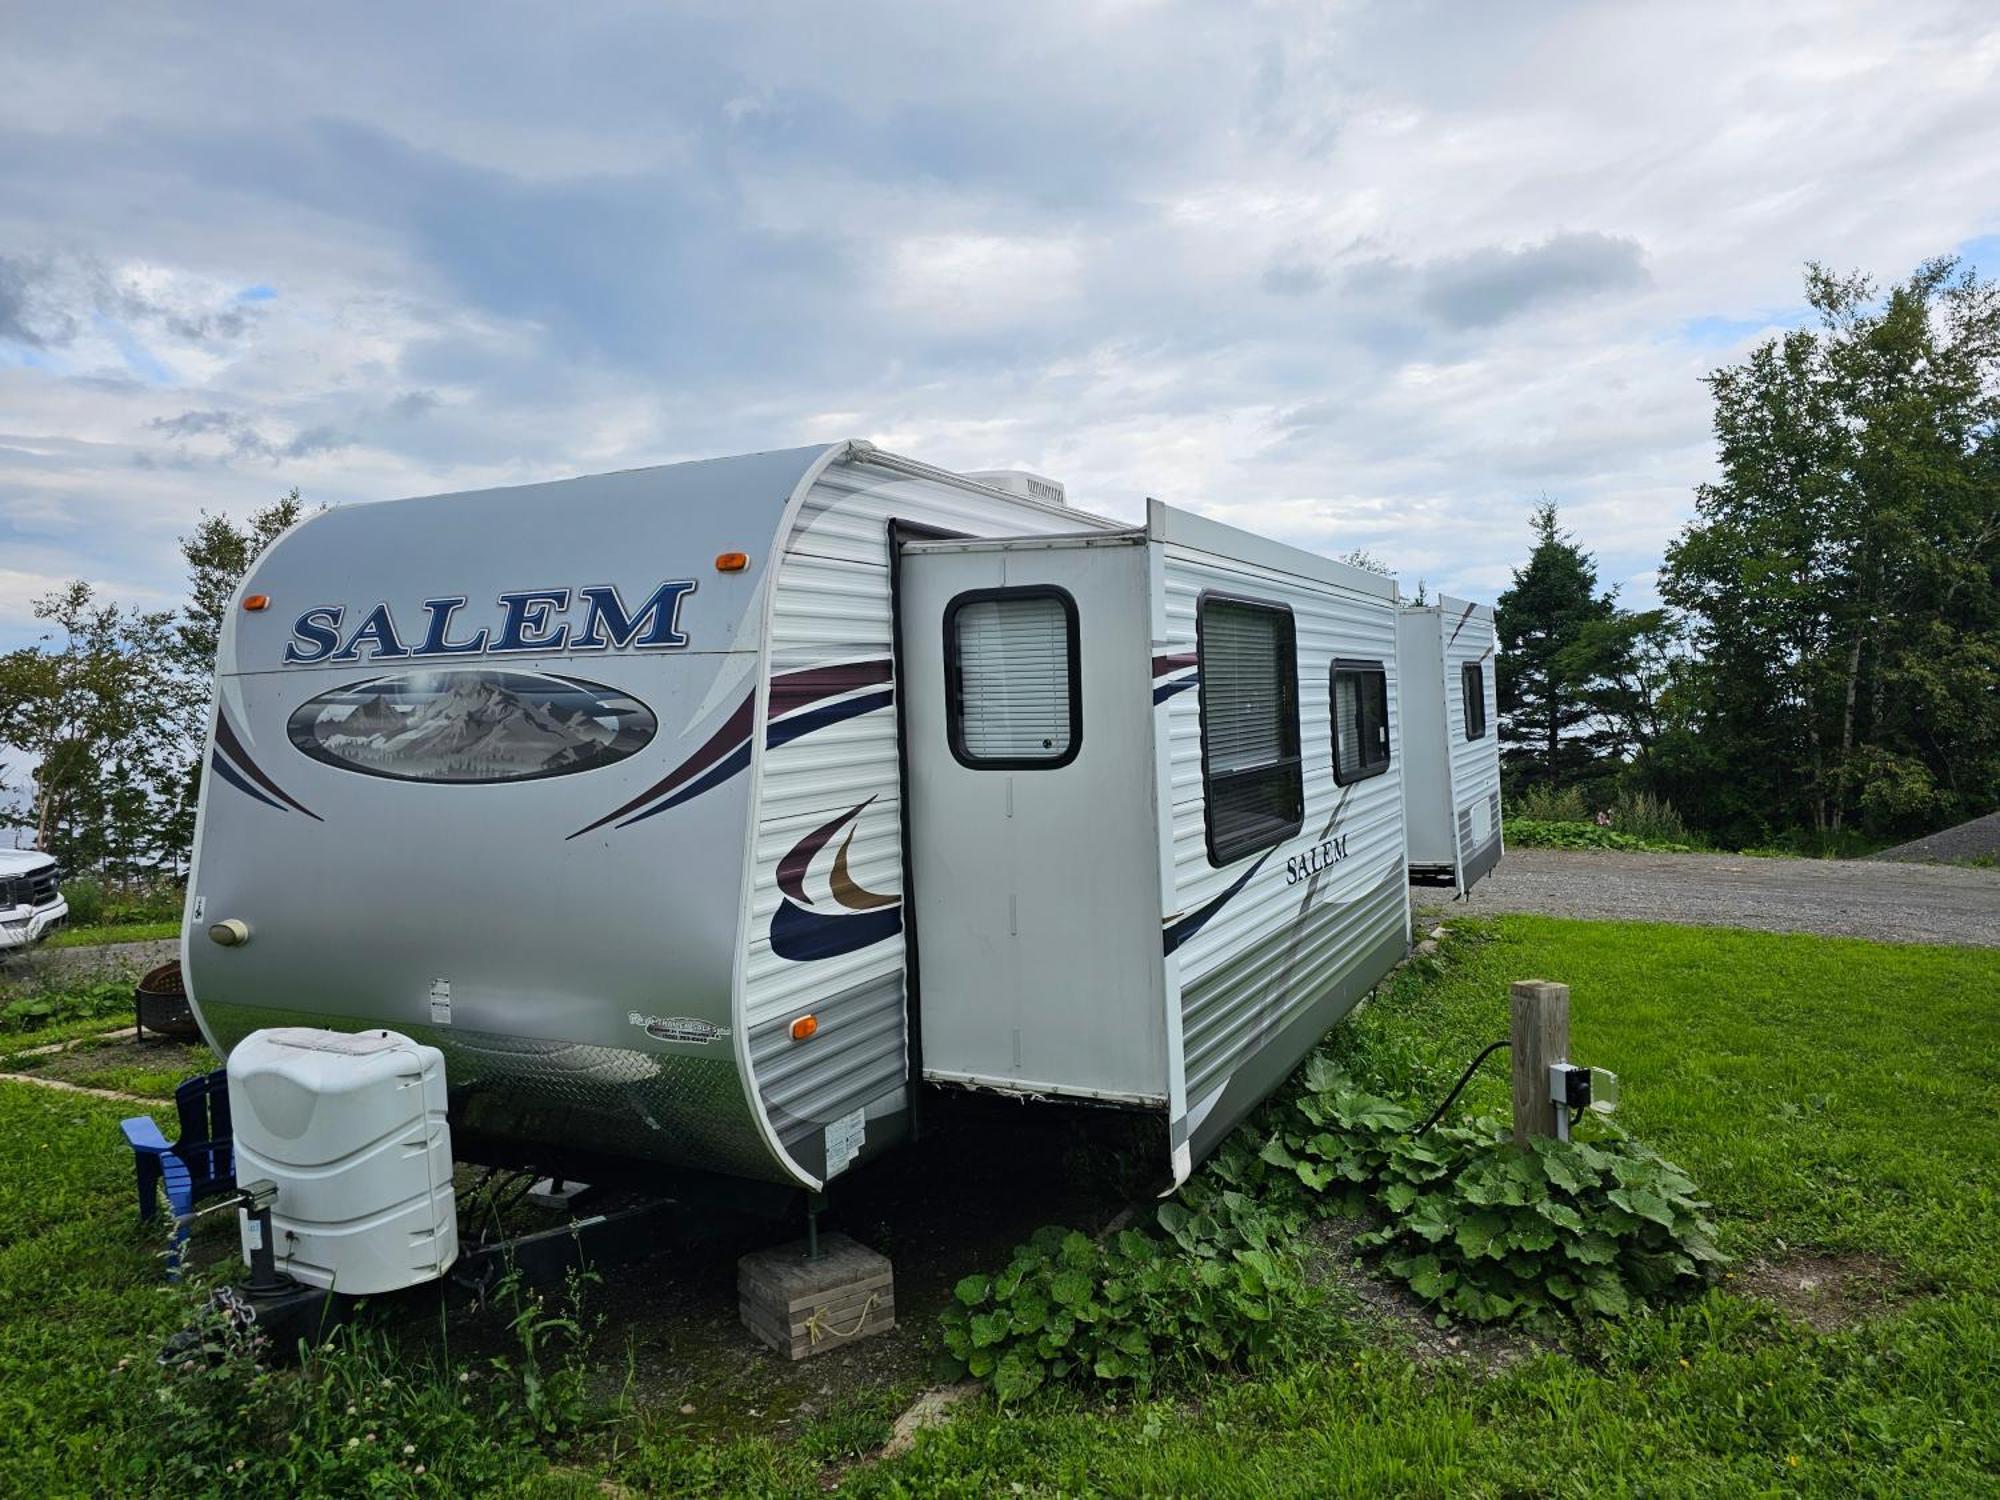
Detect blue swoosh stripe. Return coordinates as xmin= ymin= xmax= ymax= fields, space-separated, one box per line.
xmin=210 ymin=750 xmax=286 ymax=812
xmin=767 ymin=688 xmax=894 ymax=749
xmin=606 ymin=686 xmax=897 ymax=830
xmin=1163 ymin=849 xmax=1275 ymax=955
xmin=616 ymin=740 xmax=753 ymax=827
xmin=1154 ymin=675 xmax=1198 ymax=704
xmin=770 ymin=896 xmax=903 ymax=962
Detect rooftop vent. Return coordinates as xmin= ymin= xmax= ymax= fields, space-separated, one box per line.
xmin=965 ymin=469 xmax=1067 ymax=507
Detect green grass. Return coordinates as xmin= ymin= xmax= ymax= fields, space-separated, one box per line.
xmin=1352 ymin=917 xmax=2000 ymax=1289
xmin=44 ymin=920 xmax=180 ymax=949
xmin=0 ymin=917 xmax=1994 ymax=1496
xmin=0 ymin=1014 xmax=136 ymax=1061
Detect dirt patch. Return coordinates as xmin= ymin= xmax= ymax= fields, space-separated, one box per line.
xmin=1729 ymin=1251 xmax=1910 ymax=1332
xmin=1302 ymin=1216 xmax=1541 ymax=1376
xmin=0 ymin=1030 xmax=213 ymax=1095
xmin=358 ymin=1091 xmax=1158 ymax=1446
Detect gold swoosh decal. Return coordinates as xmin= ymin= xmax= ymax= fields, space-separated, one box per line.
xmin=831 ymin=827 xmax=899 ymax=910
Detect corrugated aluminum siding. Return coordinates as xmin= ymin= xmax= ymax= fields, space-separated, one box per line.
xmin=1439 ymin=597 xmax=1501 ymax=868
xmin=742 ymin=456 xmax=1123 ymax=1174
xmin=1163 ymin=545 xmax=1410 ymax=1105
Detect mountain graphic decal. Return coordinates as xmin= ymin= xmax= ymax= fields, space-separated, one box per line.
xmin=287 ymin=670 xmax=656 ymax=783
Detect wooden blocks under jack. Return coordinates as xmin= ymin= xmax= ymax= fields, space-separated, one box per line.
xmin=738 ymin=1232 xmax=895 ymax=1360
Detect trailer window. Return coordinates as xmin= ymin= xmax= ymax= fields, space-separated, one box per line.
xmin=945 ymin=587 xmax=1081 ymax=769
xmin=1461 ymin=662 xmax=1487 ymax=740
xmin=1197 ymin=595 xmax=1303 ymax=865
xmin=1331 ymin=660 xmax=1391 ymax=785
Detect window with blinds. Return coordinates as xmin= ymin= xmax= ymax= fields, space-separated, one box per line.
xmin=1331 ymin=659 xmax=1390 ymax=785
xmin=945 ymin=587 xmax=1081 ymax=769
xmin=1197 ymin=595 xmax=1302 ymax=864
xmin=1462 ymin=662 xmax=1487 ymax=740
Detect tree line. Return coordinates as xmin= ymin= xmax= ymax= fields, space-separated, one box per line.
xmin=1497 ymin=257 xmax=2000 ymax=851
xmin=0 ymin=494 xmax=305 ymax=875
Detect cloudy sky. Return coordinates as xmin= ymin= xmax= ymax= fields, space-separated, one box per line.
xmin=3 ymin=1 xmax=1997 ymax=650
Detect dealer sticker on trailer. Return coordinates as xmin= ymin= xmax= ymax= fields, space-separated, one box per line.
xmin=825 ymin=1108 xmax=866 ymax=1176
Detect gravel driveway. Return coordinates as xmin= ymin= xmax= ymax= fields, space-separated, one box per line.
xmin=1432 ymin=848 xmax=2000 ymax=947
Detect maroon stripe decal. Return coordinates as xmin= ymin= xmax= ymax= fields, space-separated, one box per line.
xmin=777 ymin=795 xmax=877 ymax=906
xmin=568 ymin=692 xmax=753 ymax=840
xmin=769 ymin=658 xmax=893 ymax=716
xmin=1152 ymin=653 xmax=1197 ymax=677
xmin=214 ymin=712 xmax=320 ymax=820
xmin=1446 ymin=602 xmax=1478 ymax=648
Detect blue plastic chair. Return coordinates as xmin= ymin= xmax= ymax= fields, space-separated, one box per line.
xmin=121 ymin=1069 xmax=235 ymax=1277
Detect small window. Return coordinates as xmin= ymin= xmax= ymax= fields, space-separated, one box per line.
xmin=945 ymin=587 xmax=1081 ymax=769
xmin=1461 ymin=662 xmax=1487 ymax=740
xmin=1331 ymin=659 xmax=1391 ymax=784
xmin=1198 ymin=595 xmax=1303 ymax=864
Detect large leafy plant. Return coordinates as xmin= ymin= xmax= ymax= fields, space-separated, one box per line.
xmin=940 ymin=1050 xmax=1725 ymax=1400
xmin=1264 ymin=1059 xmax=1725 ymax=1324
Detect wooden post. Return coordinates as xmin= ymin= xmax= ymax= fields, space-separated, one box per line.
xmin=1509 ymin=980 xmax=1570 ymax=1146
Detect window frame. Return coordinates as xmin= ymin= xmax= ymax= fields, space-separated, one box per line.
xmin=943 ymin=585 xmax=1083 ymax=771
xmin=1461 ymin=661 xmax=1487 ymax=741
xmin=1196 ymin=590 xmax=1305 ymax=867
xmin=1330 ymin=657 xmax=1393 ymax=786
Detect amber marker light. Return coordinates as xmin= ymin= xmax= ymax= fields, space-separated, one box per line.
xmin=716 ymin=552 xmax=750 ymax=572
xmin=790 ymin=1014 xmax=818 ymax=1041
xmin=242 ymin=594 xmax=271 ymax=611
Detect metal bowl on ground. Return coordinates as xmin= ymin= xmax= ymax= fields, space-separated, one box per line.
xmin=135 ymin=960 xmax=200 ymax=1042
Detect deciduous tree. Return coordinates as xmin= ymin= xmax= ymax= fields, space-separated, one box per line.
xmin=1661 ymin=258 xmax=2000 ymax=841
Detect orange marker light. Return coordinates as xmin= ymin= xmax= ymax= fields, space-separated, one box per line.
xmin=789 ymin=1014 xmax=818 ymax=1042
xmin=716 ymin=552 xmax=750 ymax=572
xmin=242 ymin=594 xmax=270 ymax=611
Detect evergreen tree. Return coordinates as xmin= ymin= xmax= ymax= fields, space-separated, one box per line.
xmin=1494 ymin=501 xmax=1617 ymax=790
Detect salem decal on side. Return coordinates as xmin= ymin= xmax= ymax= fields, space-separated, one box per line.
xmin=282 ymin=581 xmax=699 ymax=664
xmin=1284 ymin=835 xmax=1347 ymax=883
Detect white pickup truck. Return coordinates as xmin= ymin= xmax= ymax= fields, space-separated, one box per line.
xmin=0 ymin=850 xmax=67 ymax=951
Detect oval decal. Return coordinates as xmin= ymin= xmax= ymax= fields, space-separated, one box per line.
xmin=287 ymin=670 xmax=656 ymax=784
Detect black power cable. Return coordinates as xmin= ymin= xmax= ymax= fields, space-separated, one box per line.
xmin=1410 ymin=1039 xmax=1510 ymax=1137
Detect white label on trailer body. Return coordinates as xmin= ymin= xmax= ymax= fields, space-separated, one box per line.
xmin=824 ymin=1108 xmax=866 ymax=1177
xmin=429 ymin=979 xmax=451 ymax=1025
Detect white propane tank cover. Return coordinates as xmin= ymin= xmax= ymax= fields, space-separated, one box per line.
xmin=227 ymin=1027 xmax=457 ymax=1295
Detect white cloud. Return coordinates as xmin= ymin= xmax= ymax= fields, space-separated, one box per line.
xmin=1 ymin=0 xmax=1997 ymax=645
xmin=881 ymin=233 xmax=1085 ymax=332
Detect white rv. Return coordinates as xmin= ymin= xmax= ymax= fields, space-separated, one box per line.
xmin=1397 ymin=598 xmax=1503 ymax=894
xmin=184 ymin=442 xmax=1418 ymax=1195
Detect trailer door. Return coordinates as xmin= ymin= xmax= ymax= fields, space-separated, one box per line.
xmin=898 ymin=534 xmax=1166 ymax=1105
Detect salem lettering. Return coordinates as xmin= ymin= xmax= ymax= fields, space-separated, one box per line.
xmin=283 ymin=580 xmax=697 ymax=664
xmin=1284 ymin=835 xmax=1348 ymax=884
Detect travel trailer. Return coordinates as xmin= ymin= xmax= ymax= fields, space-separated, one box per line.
xmin=184 ymin=441 xmax=1458 ymax=1212
xmin=1397 ymin=598 xmax=1503 ymax=894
